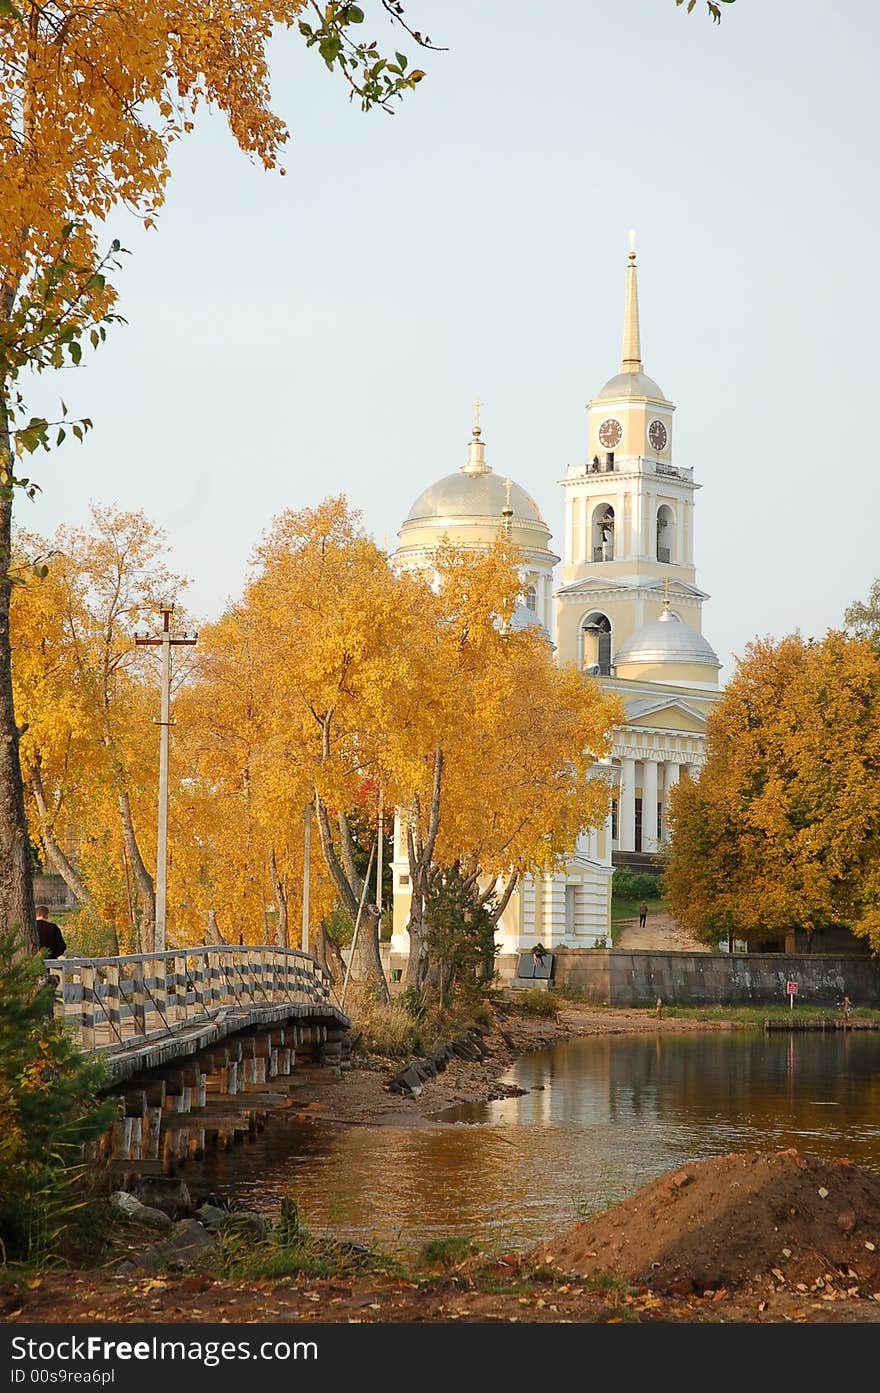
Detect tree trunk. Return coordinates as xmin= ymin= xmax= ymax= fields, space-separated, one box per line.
xmin=347 ymin=902 xmax=387 ymax=1003
xmin=314 ymin=790 xmax=388 ymax=1002
xmin=269 ymin=846 xmax=288 ymax=949
xmin=117 ymin=787 xmax=155 ymax=952
xmin=204 ymin=908 xmax=226 ymax=944
xmin=401 ymin=745 xmax=443 ymax=992
xmin=0 ymin=388 xmax=36 ymax=952
xmin=313 ymin=916 xmax=346 ymax=985
xmin=28 ymin=759 xmax=96 ymax=907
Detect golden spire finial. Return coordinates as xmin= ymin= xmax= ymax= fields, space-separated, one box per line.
xmin=663 ymin=576 xmax=671 ymax=610
xmin=621 ymin=230 xmax=642 ymax=375
xmin=462 ymin=399 xmax=490 ymax=476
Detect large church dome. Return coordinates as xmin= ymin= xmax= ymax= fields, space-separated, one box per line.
xmin=613 ymin=607 xmax=720 ymax=682
xmin=396 ymin=424 xmax=556 ymax=561
xmin=406 ymin=470 xmax=543 ymax=524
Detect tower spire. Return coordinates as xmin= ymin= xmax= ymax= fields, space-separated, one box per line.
xmin=461 ymin=397 xmax=490 ymax=476
xmin=620 ymin=229 xmax=642 ymax=375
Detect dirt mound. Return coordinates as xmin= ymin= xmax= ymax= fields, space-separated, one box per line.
xmin=531 ymin=1149 xmax=880 ymax=1297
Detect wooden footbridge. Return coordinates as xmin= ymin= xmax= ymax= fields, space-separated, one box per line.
xmin=47 ymin=947 xmax=351 ymax=1182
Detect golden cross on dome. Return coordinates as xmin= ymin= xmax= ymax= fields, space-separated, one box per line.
xmin=663 ymin=576 xmax=671 ymax=609
xmin=472 ymin=398 xmax=484 ymax=434
xmin=628 ymin=227 xmax=637 ymax=262
xmin=505 ymin=477 xmax=512 ymax=509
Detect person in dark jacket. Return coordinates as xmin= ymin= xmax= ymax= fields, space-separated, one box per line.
xmin=35 ymin=904 xmax=67 ymax=959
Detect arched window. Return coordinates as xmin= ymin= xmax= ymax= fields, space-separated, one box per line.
xmin=524 ymin=585 xmax=537 ymax=613
xmin=591 ymin=504 xmax=614 ymax=562
xmin=581 ymin=611 xmax=612 ymax=676
xmin=656 ymin=504 xmax=675 ymax=563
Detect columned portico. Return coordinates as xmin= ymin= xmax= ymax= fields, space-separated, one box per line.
xmin=611 ymin=740 xmax=705 ymax=855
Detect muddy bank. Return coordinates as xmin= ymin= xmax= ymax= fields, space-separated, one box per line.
xmin=295 ymin=999 xmax=738 ymax=1129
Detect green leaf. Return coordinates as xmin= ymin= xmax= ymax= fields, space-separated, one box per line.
xmin=347 ymin=5 xmax=364 ymax=21
xmin=56 ymin=428 xmax=66 ymax=446
xmin=69 ymin=340 xmax=82 ymax=365
xmin=319 ymin=34 xmax=343 ymax=66
xmin=395 ymin=51 xmax=408 ymax=70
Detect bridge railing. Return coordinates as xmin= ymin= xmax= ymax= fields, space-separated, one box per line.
xmin=46 ymin=946 xmax=334 ymax=1057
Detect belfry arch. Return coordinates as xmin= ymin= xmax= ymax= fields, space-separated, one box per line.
xmin=581 ymin=611 xmax=612 ymax=676
xmin=591 ymin=503 xmax=615 ymax=562
xmin=656 ymin=503 xmax=675 ymax=563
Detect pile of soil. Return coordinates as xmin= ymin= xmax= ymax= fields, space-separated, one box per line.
xmin=532 ymin=1148 xmax=880 ymax=1298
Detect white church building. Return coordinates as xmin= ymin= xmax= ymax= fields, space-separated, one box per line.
xmin=389 ymin=244 xmax=722 ymax=965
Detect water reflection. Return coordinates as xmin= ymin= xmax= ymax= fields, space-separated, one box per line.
xmin=194 ymin=1031 xmax=880 ymax=1255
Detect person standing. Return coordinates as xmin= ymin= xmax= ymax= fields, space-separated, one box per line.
xmin=35 ymin=904 xmax=67 ymax=959
xmin=638 ymin=899 xmax=648 ymax=929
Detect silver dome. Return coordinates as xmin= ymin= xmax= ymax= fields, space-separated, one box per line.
xmin=614 ymin=609 xmax=720 ymax=668
xmin=405 ymin=471 xmax=545 ymax=524
xmin=595 ymin=370 xmax=668 ymax=402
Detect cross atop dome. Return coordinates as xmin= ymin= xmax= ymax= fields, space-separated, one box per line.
xmin=462 ymin=397 xmax=490 ymax=476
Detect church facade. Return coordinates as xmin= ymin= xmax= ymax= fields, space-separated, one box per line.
xmin=389 ymin=244 xmax=721 ymax=968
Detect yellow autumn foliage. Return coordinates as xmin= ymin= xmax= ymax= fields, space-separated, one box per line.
xmin=666 ymin=631 xmax=880 ymax=951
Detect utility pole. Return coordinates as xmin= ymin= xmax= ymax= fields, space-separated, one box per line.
xmin=375 ymin=787 xmax=384 ymax=924
xmin=302 ymin=802 xmax=312 ymax=954
xmin=136 ymin=607 xmax=197 ymax=951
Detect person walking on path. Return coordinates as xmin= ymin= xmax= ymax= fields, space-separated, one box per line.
xmin=638 ymin=899 xmax=648 ymax=929
xmin=35 ymin=905 xmax=67 ymax=959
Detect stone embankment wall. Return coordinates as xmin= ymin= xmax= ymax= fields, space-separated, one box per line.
xmin=545 ymin=949 xmax=880 ymax=1007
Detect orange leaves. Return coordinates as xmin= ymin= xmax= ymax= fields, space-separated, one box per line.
xmin=666 ymin=630 xmax=880 ymax=950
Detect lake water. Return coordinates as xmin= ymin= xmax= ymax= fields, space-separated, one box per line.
xmin=194 ymin=1030 xmax=880 ymax=1256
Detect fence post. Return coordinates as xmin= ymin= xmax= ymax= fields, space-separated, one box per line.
xmin=80 ymin=963 xmax=96 ymax=1050
xmin=130 ymin=960 xmax=146 ymax=1039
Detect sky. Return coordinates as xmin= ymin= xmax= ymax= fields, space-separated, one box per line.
xmin=22 ymin=0 xmax=880 ymax=681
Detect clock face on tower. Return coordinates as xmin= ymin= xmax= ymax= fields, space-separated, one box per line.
xmin=648 ymin=419 xmax=668 ymax=452
xmin=598 ymin=418 xmax=622 ymax=450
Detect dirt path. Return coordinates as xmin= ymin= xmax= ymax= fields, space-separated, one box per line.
xmin=614 ymin=909 xmax=711 ymax=953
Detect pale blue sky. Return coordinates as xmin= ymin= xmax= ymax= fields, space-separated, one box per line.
xmin=23 ymin=1 xmax=880 ymax=679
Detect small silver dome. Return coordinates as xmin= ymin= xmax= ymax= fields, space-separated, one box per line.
xmin=595 ymin=370 xmax=668 ymax=402
xmin=406 ymin=471 xmax=545 ymax=525
xmin=508 ymin=602 xmax=544 ymax=633
xmin=614 ymin=609 xmax=720 ymax=669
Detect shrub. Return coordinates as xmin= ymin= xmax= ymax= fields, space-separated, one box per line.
xmin=0 ymin=934 xmax=119 ymax=1265
xmin=514 ymin=988 xmax=558 ymax=1019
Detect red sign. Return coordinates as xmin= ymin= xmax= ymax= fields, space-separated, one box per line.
xmin=786 ymin=981 xmax=799 ymax=996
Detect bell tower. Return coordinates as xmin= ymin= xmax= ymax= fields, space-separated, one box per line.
xmin=555 ymin=237 xmax=708 ymax=670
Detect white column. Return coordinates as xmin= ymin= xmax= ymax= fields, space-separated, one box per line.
xmin=642 ymin=758 xmax=659 ymax=852
xmin=662 ymin=762 xmax=680 ymax=842
xmin=619 ymin=758 xmax=637 ymax=852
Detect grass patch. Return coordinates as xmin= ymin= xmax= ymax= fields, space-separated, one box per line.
xmin=611 ymin=896 xmax=668 ymax=923
xmin=352 ymin=997 xmax=495 ymax=1060
xmin=419 ymin=1235 xmax=479 ymax=1269
xmin=658 ymin=1003 xmax=880 ymax=1025
xmin=212 ymin=1195 xmax=403 ymax=1283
